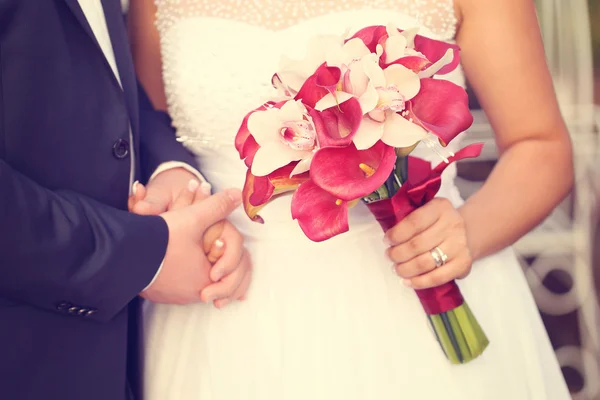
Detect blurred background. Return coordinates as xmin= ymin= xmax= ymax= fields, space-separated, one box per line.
xmin=457 ymin=0 xmax=599 ymax=398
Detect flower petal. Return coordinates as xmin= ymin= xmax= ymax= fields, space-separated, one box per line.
xmin=290 ymin=156 xmax=313 ymax=176
xmin=407 ymin=78 xmax=473 ymax=146
xmin=418 ymin=48 xmax=456 ymax=78
xmin=384 ymin=56 xmax=431 ymax=73
xmin=310 ymin=141 xmax=396 ymax=200
xmin=314 ymin=91 xmax=354 ymax=111
xmin=242 ymin=171 xmax=270 ymax=224
xmin=316 ymin=65 xmax=342 ymax=93
xmin=353 ymin=117 xmax=384 ymax=150
xmin=341 ymin=38 xmax=371 ymax=61
xmin=383 ymin=34 xmax=407 ymax=65
xmin=291 ymin=180 xmax=350 ymax=242
xmin=347 ymin=25 xmax=388 ymax=53
xmin=380 ymin=111 xmax=428 ymax=148
xmin=251 ymin=142 xmax=311 ymax=177
xmin=235 ymin=108 xmax=264 ymax=167
xmin=413 ymin=35 xmax=460 ymax=75
xmin=383 ymin=64 xmax=421 ymax=100
xmin=310 ymin=97 xmax=363 ymax=147
xmin=247 ymin=107 xmax=284 ymax=145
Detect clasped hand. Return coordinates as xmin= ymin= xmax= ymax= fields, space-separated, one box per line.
xmin=129 ymin=168 xmax=252 ymax=308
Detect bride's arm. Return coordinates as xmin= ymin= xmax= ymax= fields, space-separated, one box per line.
xmin=386 ymin=0 xmax=573 ymax=289
xmin=127 ymin=0 xmax=168 ymax=111
xmin=454 ymin=0 xmax=573 ymax=260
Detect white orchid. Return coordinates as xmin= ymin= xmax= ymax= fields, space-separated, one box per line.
xmin=247 ymin=100 xmax=318 ymax=177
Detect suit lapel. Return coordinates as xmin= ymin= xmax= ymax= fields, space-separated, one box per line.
xmin=61 ymin=0 xmax=139 ymax=137
xmin=61 ymin=0 xmax=124 ymax=94
xmin=101 ymin=0 xmax=139 ymax=136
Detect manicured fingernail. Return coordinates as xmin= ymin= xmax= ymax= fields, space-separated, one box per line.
xmin=402 ymin=279 xmax=413 ymax=287
xmin=383 ymin=236 xmax=392 ymax=246
xmin=214 ymin=239 xmax=224 ymax=249
xmin=132 ymin=180 xmax=139 ymax=195
xmin=200 ymin=181 xmax=212 ymax=195
xmin=187 ymin=179 xmax=200 ymax=192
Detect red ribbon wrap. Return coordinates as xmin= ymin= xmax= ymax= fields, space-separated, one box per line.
xmin=366 ymin=144 xmax=483 ymax=315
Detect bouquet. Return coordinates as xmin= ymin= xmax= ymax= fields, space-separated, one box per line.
xmin=234 ymin=23 xmax=489 ymax=364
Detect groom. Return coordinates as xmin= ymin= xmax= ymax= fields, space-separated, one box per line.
xmin=0 ymin=1 xmax=250 ymax=399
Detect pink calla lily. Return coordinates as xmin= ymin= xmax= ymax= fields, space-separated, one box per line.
xmin=291 ymin=180 xmax=350 ymax=242
xmin=406 ymin=78 xmax=473 ymax=146
xmin=310 ymin=140 xmax=396 ymax=201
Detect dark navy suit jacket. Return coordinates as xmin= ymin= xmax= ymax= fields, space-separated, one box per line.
xmin=0 ymin=0 xmax=198 ymax=398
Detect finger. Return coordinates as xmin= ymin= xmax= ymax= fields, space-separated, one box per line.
xmin=214 ymin=266 xmax=252 ymax=309
xmin=384 ymin=198 xmax=451 ymax=246
xmin=193 ymin=181 xmax=213 ymax=203
xmin=170 ymin=179 xmax=211 ymax=211
xmin=393 ymin=240 xmax=458 ymax=279
xmin=386 ymin=218 xmax=448 ymax=264
xmin=190 ymin=188 xmax=243 ymax=232
xmin=207 ymin=238 xmax=226 ymax=264
xmin=214 ymin=251 xmax=252 ymax=308
xmin=402 ymin=250 xmax=472 ymax=289
xmin=132 ymin=183 xmax=171 ymax=215
xmin=128 ymin=181 xmax=147 ymax=211
xmin=209 ymin=223 xmax=244 ymax=282
xmin=200 ymin=255 xmax=248 ymax=304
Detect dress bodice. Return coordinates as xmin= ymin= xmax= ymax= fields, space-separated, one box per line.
xmin=154 ymin=1 xmax=466 ymax=235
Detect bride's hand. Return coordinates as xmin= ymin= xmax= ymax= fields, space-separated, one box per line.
xmin=384 ymin=198 xmax=473 ymax=290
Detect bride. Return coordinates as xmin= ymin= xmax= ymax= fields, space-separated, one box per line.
xmin=127 ymin=0 xmax=573 ymax=398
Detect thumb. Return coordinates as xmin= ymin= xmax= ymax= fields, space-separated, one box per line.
xmin=190 ymin=188 xmax=243 ymax=232
xmin=132 ymin=186 xmax=171 ymax=216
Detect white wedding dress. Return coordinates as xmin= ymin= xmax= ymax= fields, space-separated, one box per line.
xmin=144 ymin=1 xmax=571 ymax=399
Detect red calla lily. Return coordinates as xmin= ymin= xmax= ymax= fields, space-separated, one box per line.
xmin=310 ymin=141 xmax=396 ymax=201
xmin=242 ymin=163 xmax=310 ymax=223
xmin=291 ymin=180 xmax=350 ymax=242
xmin=407 ymin=78 xmax=473 ymax=146
xmin=308 ymin=99 xmax=363 ymax=148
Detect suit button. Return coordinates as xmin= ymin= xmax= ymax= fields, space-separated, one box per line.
xmin=112 ymin=138 xmax=130 ymax=159
xmin=77 ymin=308 xmax=89 ymax=316
xmin=56 ymin=302 xmax=71 ymax=311
xmin=85 ymin=309 xmax=97 ymax=317
xmin=68 ymin=306 xmax=80 ymax=314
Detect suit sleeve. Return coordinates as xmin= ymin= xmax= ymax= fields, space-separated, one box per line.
xmin=137 ymin=83 xmax=200 ymax=182
xmin=0 ymin=159 xmax=169 ymax=322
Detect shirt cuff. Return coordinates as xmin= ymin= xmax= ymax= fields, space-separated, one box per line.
xmin=149 ymin=161 xmax=206 ymax=183
xmin=143 ymin=260 xmax=164 ymax=291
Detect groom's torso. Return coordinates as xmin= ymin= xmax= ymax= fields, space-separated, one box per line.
xmin=0 ymin=1 xmax=142 ymax=399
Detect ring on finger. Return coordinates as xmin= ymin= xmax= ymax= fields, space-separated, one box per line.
xmin=430 ymin=246 xmax=448 ymax=268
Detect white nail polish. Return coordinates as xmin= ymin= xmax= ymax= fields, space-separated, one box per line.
xmin=200 ymin=181 xmax=212 ymax=195
xmin=214 ymin=239 xmax=224 ymax=249
xmin=187 ymin=179 xmax=200 ymax=192
xmin=132 ymin=180 xmax=139 ymax=195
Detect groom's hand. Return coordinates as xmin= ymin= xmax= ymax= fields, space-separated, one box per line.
xmin=140 ymin=188 xmax=243 ymax=304
xmin=131 ymin=167 xmax=197 ymax=215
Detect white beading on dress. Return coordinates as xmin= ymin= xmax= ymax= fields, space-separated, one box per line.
xmin=144 ymin=1 xmax=571 ymax=399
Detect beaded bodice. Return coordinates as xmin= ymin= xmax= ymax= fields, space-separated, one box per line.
xmin=153 ymin=0 xmax=466 ymax=230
